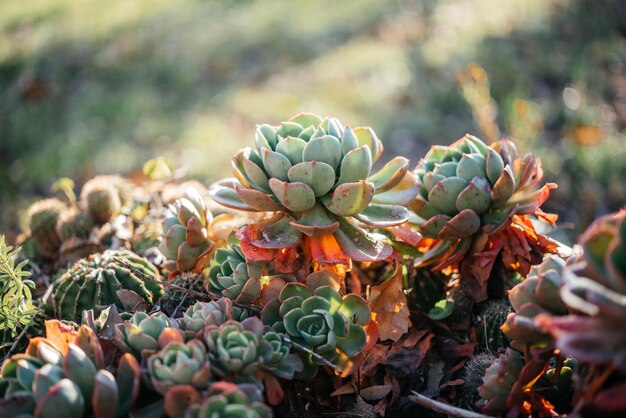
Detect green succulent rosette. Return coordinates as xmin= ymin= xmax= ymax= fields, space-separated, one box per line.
xmin=52 ymin=249 xmax=164 ymax=321
xmin=159 ymin=188 xmax=216 ymax=275
xmin=185 ymin=382 xmax=272 ymax=418
xmin=412 ymin=135 xmax=556 ymax=267
xmin=147 ymin=340 xmax=212 ymax=395
xmin=261 ymin=271 xmax=371 ymax=376
xmin=210 ymin=113 xmax=418 ymax=262
xmin=207 ymin=246 xmax=264 ymax=305
xmin=0 ymin=325 xmax=140 ymax=418
xmin=178 ymin=298 xmax=249 ymax=340
xmin=203 ymin=317 xmax=273 ymax=382
xmin=115 ymin=311 xmax=177 ymax=356
xmin=261 ymin=330 xmax=303 ymax=380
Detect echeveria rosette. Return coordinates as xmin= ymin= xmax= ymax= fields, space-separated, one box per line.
xmin=0 ymin=323 xmax=141 ymax=418
xmin=502 ymin=255 xmax=568 ymax=352
xmin=411 ymin=135 xmax=558 ymax=301
xmin=538 ymin=209 xmax=626 ymax=370
xmin=115 ymin=311 xmax=182 ymax=356
xmin=147 ymin=340 xmax=212 ymax=395
xmin=178 ymin=298 xmax=249 ymax=340
xmin=185 ymin=382 xmax=273 ymax=418
xmin=260 ymin=271 xmax=371 ymax=377
xmin=208 ymin=245 xmax=265 ymax=305
xmin=477 ymin=348 xmax=524 ymax=415
xmin=210 ymin=113 xmax=419 ymax=266
xmin=160 ymin=188 xmax=220 ymax=276
xmin=261 ymin=330 xmax=303 ymax=380
xmin=204 ymin=317 xmax=273 ymax=382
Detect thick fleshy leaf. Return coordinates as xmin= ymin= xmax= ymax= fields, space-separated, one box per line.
xmin=428 ymin=177 xmax=469 ymax=215
xmin=288 ymin=161 xmax=335 ymax=197
xmin=302 ymin=296 xmax=331 ymax=315
xmin=269 ymin=179 xmax=316 ymax=212
xmin=278 ymin=121 xmax=304 ymax=138
xmin=367 ymin=157 xmax=409 ymax=192
xmin=486 ymin=148 xmax=505 ymax=185
xmin=372 ymin=171 xmax=419 ymax=206
xmin=35 ymin=379 xmax=85 ymax=418
xmin=336 ymin=324 xmax=366 ymax=357
xmin=63 ymin=345 xmax=97 ymax=401
xmin=354 ymin=127 xmax=382 ymax=163
xmin=455 ymin=176 xmax=492 ymax=214
xmin=422 ymin=172 xmax=446 ymax=193
xmin=242 ymin=154 xmax=271 ymax=192
xmin=339 ymin=295 xmax=370 ymax=326
xmin=92 ymin=370 xmax=118 ymax=418
xmin=302 ymin=135 xmax=342 ymax=170
xmin=249 ymin=215 xmax=302 ymax=249
xmin=455 ymin=154 xmax=486 ymax=182
xmin=356 ymin=204 xmax=409 ymax=227
xmin=427 ymin=299 xmax=455 ymax=320
xmin=336 ymin=146 xmax=372 ymax=185
xmin=438 ymin=209 xmax=481 ymax=239
xmin=333 ymin=218 xmax=392 ymax=262
xmin=280 ymin=283 xmax=310 ymax=301
xmin=235 ymin=184 xmax=284 ymax=212
xmin=262 ymin=148 xmax=292 ymax=181
xmin=256 ymin=124 xmax=277 ymax=149
xmin=324 ymin=181 xmax=374 ymax=217
xmin=306 ymin=271 xmax=341 ymax=292
xmin=209 ymin=181 xmax=255 ymax=211
xmin=290 ymin=204 xmax=340 ymax=237
xmin=491 ymin=165 xmax=515 ymax=203
xmin=276 ymin=137 xmax=307 ymax=165
xmin=419 ymin=214 xmax=452 ymax=238
xmin=341 ymin=126 xmax=360 ymax=154
xmin=289 ymin=112 xmax=323 ymax=128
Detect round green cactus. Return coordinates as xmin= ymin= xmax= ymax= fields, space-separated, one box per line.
xmin=412 ymin=135 xmax=555 ymax=267
xmin=185 ymin=382 xmax=273 ymax=418
xmin=147 ymin=339 xmax=212 ymax=395
xmin=159 ymin=188 xmax=215 ymax=275
xmin=261 ymin=271 xmax=371 ymax=375
xmin=461 ymin=352 xmax=497 ymax=409
xmin=80 ymin=176 xmax=122 ymax=225
xmin=0 ymin=325 xmax=141 ymax=418
xmin=478 ymin=348 xmax=523 ymax=415
xmin=56 ymin=209 xmax=94 ymax=241
xmin=178 ymin=298 xmax=249 ymax=340
xmin=52 ymin=250 xmax=164 ymax=321
xmin=115 ymin=311 xmax=180 ymax=356
xmin=211 ymin=113 xmax=418 ymax=262
xmin=203 ymin=317 xmax=273 ymax=381
xmin=502 ymin=255 xmax=567 ymax=351
xmin=27 ymin=198 xmax=66 ymax=258
xmin=476 ymin=300 xmax=511 ymax=352
xmin=207 ymin=245 xmax=264 ymax=305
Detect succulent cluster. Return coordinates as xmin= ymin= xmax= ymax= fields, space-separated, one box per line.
xmin=0 ymin=322 xmax=140 ymax=418
xmin=186 ymin=382 xmax=272 ymax=418
xmin=52 ymin=250 xmax=164 ymax=321
xmin=207 ymin=245 xmax=263 ymax=304
xmin=211 ymin=113 xmax=418 ymax=264
xmin=261 ymin=271 xmax=371 ymax=376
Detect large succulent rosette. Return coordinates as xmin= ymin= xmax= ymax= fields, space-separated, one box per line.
xmin=210 ymin=113 xmax=418 ymax=269
xmin=411 ymin=135 xmax=558 ymax=300
xmin=261 ymin=271 xmax=371 ymax=377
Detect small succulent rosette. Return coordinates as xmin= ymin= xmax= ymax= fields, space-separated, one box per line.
xmin=177 ymin=298 xmax=250 ymax=341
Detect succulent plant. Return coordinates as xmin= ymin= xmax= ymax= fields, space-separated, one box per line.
xmin=477 ymin=348 xmax=523 ymax=415
xmin=115 ymin=311 xmax=182 ymax=356
xmin=476 ymin=300 xmax=511 ymax=352
xmin=178 ymin=298 xmax=249 ymax=340
xmin=131 ymin=220 xmax=163 ymax=256
xmin=147 ymin=339 xmax=212 ymax=395
xmin=204 ymin=317 xmax=273 ymax=381
xmin=502 ymin=255 xmax=568 ymax=351
xmin=538 ymin=209 xmax=626 ymax=369
xmin=261 ymin=330 xmax=302 ymax=379
xmin=52 ymin=250 xmax=164 ymax=321
xmin=207 ymin=246 xmax=264 ymax=305
xmin=0 ymin=323 xmax=140 ymax=418
xmin=159 ymin=188 xmax=216 ymax=275
xmin=185 ymin=382 xmax=272 ymax=418
xmin=261 ymin=271 xmax=371 ymax=375
xmin=80 ymin=176 xmax=123 ymax=225
xmin=461 ymin=352 xmax=497 ymax=409
xmin=411 ymin=135 xmax=557 ymax=286
xmin=27 ymin=198 xmax=66 ymax=258
xmin=210 ymin=113 xmax=419 ymax=263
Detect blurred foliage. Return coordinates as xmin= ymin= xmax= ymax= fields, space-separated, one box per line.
xmin=0 ymin=0 xmax=625 ymax=243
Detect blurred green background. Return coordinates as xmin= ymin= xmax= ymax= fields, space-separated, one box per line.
xmin=1 ymin=0 xmax=625 ymax=243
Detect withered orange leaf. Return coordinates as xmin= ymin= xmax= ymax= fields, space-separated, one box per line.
xmin=367 ymin=262 xmax=411 ymax=342
xmin=44 ymin=319 xmax=77 ymax=355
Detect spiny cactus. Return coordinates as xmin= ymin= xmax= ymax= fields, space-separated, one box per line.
xmin=147 ymin=339 xmax=212 ymax=395
xmin=52 ymin=250 xmax=164 ymax=321
xmin=477 ymin=348 xmax=523 ymax=415
xmin=476 ymin=300 xmax=511 ymax=352
xmin=0 ymin=323 xmax=141 ymax=418
xmin=27 ymin=198 xmax=66 ymax=258
xmin=207 ymin=245 xmax=264 ymax=305
xmin=261 ymin=271 xmax=371 ymax=377
xmin=461 ymin=352 xmax=497 ymax=409
xmin=159 ymin=188 xmax=216 ymax=275
xmin=80 ymin=176 xmax=122 ymax=225
xmin=56 ymin=209 xmax=93 ymax=241
xmin=211 ymin=113 xmax=419 ymax=264
xmin=502 ymin=255 xmax=567 ymax=351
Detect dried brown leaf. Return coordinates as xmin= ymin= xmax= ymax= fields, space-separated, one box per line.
xmin=368 ymin=262 xmax=411 ymax=342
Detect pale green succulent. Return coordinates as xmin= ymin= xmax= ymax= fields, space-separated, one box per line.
xmin=177 ymin=298 xmax=249 ymax=340
xmin=207 ymin=246 xmax=264 ymax=305
xmin=185 ymin=382 xmax=272 ymax=418
xmin=115 ymin=311 xmax=178 ymax=356
xmin=211 ymin=113 xmax=419 ymax=262
xmin=147 ymin=340 xmax=212 ymax=395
